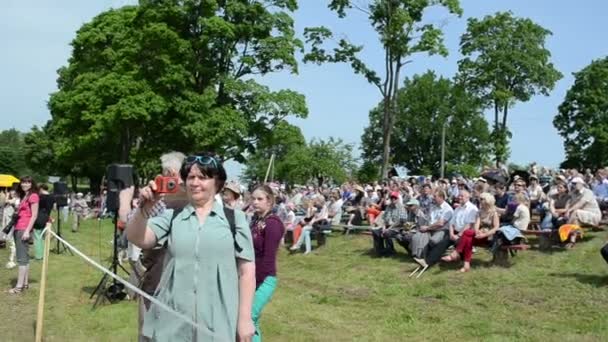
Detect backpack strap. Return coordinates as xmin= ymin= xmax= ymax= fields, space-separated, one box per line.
xmin=223 ymin=206 xmax=243 ymax=253
xmin=157 ymin=207 xmax=183 ymax=247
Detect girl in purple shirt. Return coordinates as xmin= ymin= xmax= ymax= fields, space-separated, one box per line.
xmin=250 ymin=185 xmax=285 ymax=342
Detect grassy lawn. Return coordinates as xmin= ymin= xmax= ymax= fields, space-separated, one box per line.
xmin=1 ymin=218 xmax=607 ymax=341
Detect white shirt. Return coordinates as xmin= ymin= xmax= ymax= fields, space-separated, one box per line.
xmin=450 ymin=201 xmax=478 ymax=232
xmin=430 ymin=201 xmax=454 ymax=231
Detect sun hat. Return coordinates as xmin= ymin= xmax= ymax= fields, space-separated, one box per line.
xmin=224 ymin=181 xmax=241 ymax=195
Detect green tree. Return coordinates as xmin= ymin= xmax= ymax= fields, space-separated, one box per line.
xmin=242 ymin=120 xmax=306 ymax=183
xmin=303 ymin=0 xmax=462 ymax=178
xmin=0 ymin=129 xmax=28 ymax=176
xmin=361 ymin=71 xmax=491 ymax=175
xmin=280 ymin=138 xmax=356 ymax=186
xmin=554 ymin=57 xmax=608 ymax=169
xmin=457 ymin=11 xmax=562 ymax=165
xmin=47 ymin=1 xmax=307 ymax=186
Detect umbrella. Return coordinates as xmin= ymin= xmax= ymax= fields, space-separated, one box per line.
xmin=480 ymin=169 xmax=508 ymax=185
xmin=0 ymin=174 xmax=19 ymax=187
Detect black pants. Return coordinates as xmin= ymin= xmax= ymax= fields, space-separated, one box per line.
xmin=372 ymin=229 xmax=395 ymax=256
xmin=601 ymin=243 xmax=608 ymax=264
xmin=424 ymin=234 xmax=453 ymax=266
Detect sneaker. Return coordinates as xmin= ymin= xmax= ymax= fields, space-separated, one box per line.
xmin=413 ymin=258 xmax=428 ymax=268
xmin=5 ymin=261 xmax=16 ymax=269
xmin=289 ymin=245 xmax=298 ymax=251
xmin=472 ymin=247 xmax=477 ymax=254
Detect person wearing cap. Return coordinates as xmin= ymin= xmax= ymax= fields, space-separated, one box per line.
xmin=411 ymin=189 xmax=453 ymax=265
xmin=566 ymin=177 xmax=602 ymax=239
xmin=71 ymin=192 xmax=89 ymax=232
xmin=392 ymin=198 xmax=429 ymax=255
xmin=223 ymin=181 xmax=242 ymax=210
xmin=371 ymin=191 xmax=407 ymax=256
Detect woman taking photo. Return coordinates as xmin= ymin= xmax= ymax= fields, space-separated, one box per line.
xmin=250 ymin=185 xmax=285 ymax=341
xmin=127 ymin=153 xmax=256 ymax=342
xmin=8 ymin=176 xmax=39 ymax=294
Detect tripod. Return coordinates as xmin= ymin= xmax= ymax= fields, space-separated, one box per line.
xmin=90 ymin=211 xmax=130 ymax=308
xmin=54 ymin=206 xmax=73 ymax=255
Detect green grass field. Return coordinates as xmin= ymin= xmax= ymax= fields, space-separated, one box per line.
xmin=1 ymin=218 xmax=607 ymax=341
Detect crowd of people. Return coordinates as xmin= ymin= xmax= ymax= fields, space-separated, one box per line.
xmin=2 ymin=154 xmax=608 ymax=341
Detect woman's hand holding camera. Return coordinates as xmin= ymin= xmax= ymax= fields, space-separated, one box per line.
xmin=139 ymin=180 xmax=161 ymax=213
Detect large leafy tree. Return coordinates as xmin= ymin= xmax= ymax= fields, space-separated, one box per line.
xmin=244 ymin=136 xmax=357 ymax=186
xmin=0 ymin=129 xmax=28 ymax=176
xmin=242 ymin=120 xmax=307 ymax=183
xmin=47 ymin=1 xmax=307 ymax=185
xmin=554 ymin=57 xmax=608 ymax=169
xmin=457 ymin=11 xmax=562 ymax=164
xmin=361 ymin=71 xmax=491 ymax=175
xmin=303 ymin=0 xmax=462 ymax=178
xmin=280 ymin=138 xmax=357 ymax=186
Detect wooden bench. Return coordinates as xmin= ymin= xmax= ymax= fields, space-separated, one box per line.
xmin=493 ymin=244 xmax=530 ymax=266
xmin=522 ymin=230 xmax=555 ymax=250
xmin=331 ymin=224 xmax=373 ymax=235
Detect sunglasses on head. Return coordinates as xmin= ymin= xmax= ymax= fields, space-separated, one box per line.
xmin=185 ymin=155 xmax=219 ymax=168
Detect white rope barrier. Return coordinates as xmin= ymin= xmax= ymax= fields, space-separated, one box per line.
xmin=45 ymin=229 xmax=214 ymax=338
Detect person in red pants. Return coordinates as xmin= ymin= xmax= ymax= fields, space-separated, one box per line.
xmin=442 ymin=192 xmax=500 ymax=272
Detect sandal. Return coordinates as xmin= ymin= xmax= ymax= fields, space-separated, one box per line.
xmin=7 ymin=287 xmax=24 ymax=294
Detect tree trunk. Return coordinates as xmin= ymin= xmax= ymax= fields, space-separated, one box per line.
xmin=89 ymin=174 xmax=102 ymax=195
xmin=71 ymin=175 xmax=77 ymax=192
xmin=494 ymin=102 xmax=500 ymax=166
xmin=120 ymin=126 xmax=131 ymax=163
xmin=381 ymin=97 xmax=392 ymax=179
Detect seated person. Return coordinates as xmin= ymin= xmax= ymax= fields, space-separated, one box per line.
xmin=418 ymin=190 xmax=477 ymax=268
xmin=564 ymin=177 xmax=602 ymax=247
xmin=528 ymin=175 xmax=545 ymax=213
xmin=411 ymin=189 xmax=453 ymax=263
xmin=346 ymin=185 xmax=368 ymax=228
xmin=540 ymin=181 xmax=569 ymax=230
xmin=416 ymin=184 xmax=434 ymax=216
xmin=371 ymin=192 xmax=407 ymax=256
xmin=290 ymin=199 xmax=328 ymax=255
xmin=441 ymin=193 xmax=500 ymax=272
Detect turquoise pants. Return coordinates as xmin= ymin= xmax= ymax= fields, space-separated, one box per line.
xmin=252 ymin=276 xmax=277 ymax=342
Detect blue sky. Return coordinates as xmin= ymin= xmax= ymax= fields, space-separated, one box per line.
xmin=1 ymin=0 xmax=607 ymax=177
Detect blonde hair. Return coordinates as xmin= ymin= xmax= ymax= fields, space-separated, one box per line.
xmin=479 ymin=192 xmax=495 ymax=207
xmin=514 ymin=192 xmax=527 ymax=205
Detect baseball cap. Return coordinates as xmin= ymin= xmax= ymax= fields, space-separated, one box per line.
xmin=406 ymin=198 xmax=420 ymax=206
xmin=390 ymin=191 xmax=400 ymax=198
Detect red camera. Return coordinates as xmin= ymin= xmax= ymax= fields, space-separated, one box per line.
xmin=154 ymin=176 xmax=180 ymax=194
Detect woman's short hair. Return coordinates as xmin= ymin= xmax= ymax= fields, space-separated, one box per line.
xmin=479 ymin=192 xmax=496 ymax=207
xmin=17 ymin=176 xmax=39 ymax=198
xmin=253 ymin=184 xmax=276 ymax=207
xmin=180 ymin=152 xmax=227 ymax=193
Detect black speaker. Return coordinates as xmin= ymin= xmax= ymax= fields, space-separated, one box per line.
xmin=53 ymin=181 xmax=69 ymax=207
xmin=106 ymin=164 xmax=134 ymax=212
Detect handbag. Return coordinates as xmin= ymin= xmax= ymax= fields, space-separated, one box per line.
xmin=2 ymin=213 xmax=18 ymax=235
